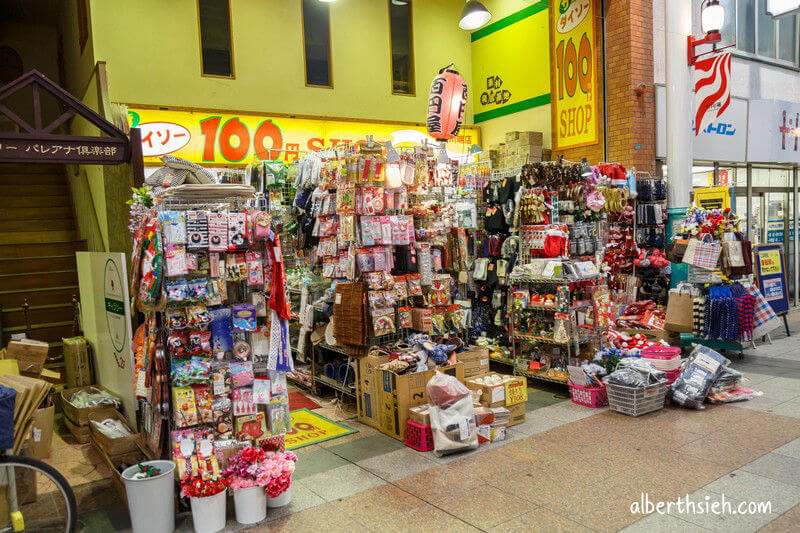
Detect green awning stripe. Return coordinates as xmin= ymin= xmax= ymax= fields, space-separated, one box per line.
xmin=471 ymin=0 xmax=549 ymax=42
xmin=473 ymin=93 xmax=551 ymax=123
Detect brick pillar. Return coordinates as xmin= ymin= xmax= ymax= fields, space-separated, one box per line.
xmin=604 ymin=0 xmax=656 ymax=172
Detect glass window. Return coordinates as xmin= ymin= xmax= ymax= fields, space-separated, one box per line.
xmin=736 ymin=0 xmax=756 ymax=52
xmin=302 ymin=0 xmax=332 ymax=87
xmin=77 ymin=0 xmax=89 ymax=51
xmin=718 ymin=0 xmax=799 ymax=65
xmin=389 ymin=0 xmax=414 ymax=95
xmin=757 ymin=1 xmax=777 ymax=58
xmin=778 ymin=15 xmax=797 ymax=63
xmin=198 ymin=0 xmax=234 ymax=77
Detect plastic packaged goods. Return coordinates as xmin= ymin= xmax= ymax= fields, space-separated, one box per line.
xmin=668 ymin=345 xmax=730 ymax=409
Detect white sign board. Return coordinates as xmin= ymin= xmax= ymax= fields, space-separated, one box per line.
xmin=76 ymin=252 xmax=136 ymax=424
xmin=766 ymin=0 xmax=800 ymax=17
xmin=656 ymin=85 xmax=748 ymax=162
xmin=747 ymin=99 xmax=800 ymax=164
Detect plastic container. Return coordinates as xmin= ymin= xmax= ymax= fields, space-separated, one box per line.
xmin=121 ymin=460 xmax=176 ymax=533
xmin=190 ymin=491 xmax=227 ymax=533
xmin=267 ymin=485 xmax=292 ymax=508
xmin=568 ymin=382 xmax=608 ymax=408
xmin=404 ymin=419 xmax=435 ymax=452
xmin=664 ymin=368 xmax=681 ymax=385
xmin=233 ymin=486 xmax=266 ymax=525
xmin=603 ymin=378 xmax=668 ymax=417
xmin=641 ymin=346 xmax=682 ymax=371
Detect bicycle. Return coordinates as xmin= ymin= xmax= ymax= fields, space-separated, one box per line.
xmin=0 ymin=386 xmax=77 ymax=533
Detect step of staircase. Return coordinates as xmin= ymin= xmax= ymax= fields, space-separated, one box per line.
xmin=0 ymin=286 xmax=80 ymax=309
xmin=5 ymin=196 xmax=71 ymax=208
xmin=2 ymin=321 xmax=75 ymax=347
xmin=2 ymin=304 xmax=75 ymax=328
xmin=0 ymin=256 xmax=77 ymax=274
xmin=0 ymin=270 xmax=78 ymax=291
xmin=0 ymin=174 xmax=67 ymax=185
xmin=0 ymin=241 xmax=86 ymax=259
xmin=0 ymin=219 xmax=75 ymax=232
xmin=0 ymin=230 xmax=78 ymax=245
xmin=0 ymin=207 xmax=73 ymax=220
xmin=0 ymin=184 xmax=69 ymax=197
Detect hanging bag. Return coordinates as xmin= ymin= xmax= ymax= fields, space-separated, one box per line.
xmin=682 ymin=233 xmax=721 ymax=270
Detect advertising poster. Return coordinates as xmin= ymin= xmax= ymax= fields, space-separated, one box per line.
xmin=755 ymin=244 xmax=789 ymax=315
xmin=550 ymin=0 xmax=599 ymax=150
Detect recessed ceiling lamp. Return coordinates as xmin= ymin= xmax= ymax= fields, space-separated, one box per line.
xmin=459 ymin=1 xmax=491 ymax=31
xmin=391 ymin=0 xmax=409 ymax=5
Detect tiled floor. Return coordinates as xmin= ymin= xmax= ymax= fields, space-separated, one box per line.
xmin=69 ymin=310 xmax=800 ymax=531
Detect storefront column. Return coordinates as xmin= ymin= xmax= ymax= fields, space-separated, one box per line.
xmin=664 ymin=0 xmax=693 ymax=243
xmin=746 ymin=163 xmax=753 ymax=239
xmin=794 ymin=165 xmax=799 ymax=306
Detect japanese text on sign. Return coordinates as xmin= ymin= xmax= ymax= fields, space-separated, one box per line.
xmin=550 ymin=0 xmax=598 ymax=150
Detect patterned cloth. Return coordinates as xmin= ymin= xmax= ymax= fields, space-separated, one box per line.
xmin=684 ymin=237 xmax=721 ymax=270
xmin=749 ymin=286 xmax=782 ymax=339
xmin=731 ymin=283 xmax=756 ymax=341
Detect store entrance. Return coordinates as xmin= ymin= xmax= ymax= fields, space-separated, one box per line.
xmin=733 ymin=187 xmax=796 ymax=306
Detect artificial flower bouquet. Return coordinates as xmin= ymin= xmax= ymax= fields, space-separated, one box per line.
xmin=264 ymin=450 xmax=297 ymax=498
xmin=679 ymin=207 xmax=742 ymax=240
xmin=224 ymin=446 xmax=270 ymax=489
xmin=180 ymin=473 xmax=229 ymax=498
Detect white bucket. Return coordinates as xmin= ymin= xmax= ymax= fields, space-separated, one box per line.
xmin=121 ymin=460 xmax=175 ymax=533
xmin=233 ymin=486 xmax=267 ymax=524
xmin=267 ymin=485 xmax=292 ymax=508
xmin=190 ymin=490 xmax=227 ymax=533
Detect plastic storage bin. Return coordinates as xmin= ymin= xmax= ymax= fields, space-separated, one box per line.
xmin=404 ymin=419 xmax=434 ymax=452
xmin=568 ymin=383 xmax=608 ymax=408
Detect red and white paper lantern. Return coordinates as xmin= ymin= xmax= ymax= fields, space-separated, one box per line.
xmin=426 ymin=65 xmax=467 ymax=141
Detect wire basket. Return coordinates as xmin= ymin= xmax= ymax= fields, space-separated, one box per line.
xmin=602 ymin=378 xmax=668 ymax=417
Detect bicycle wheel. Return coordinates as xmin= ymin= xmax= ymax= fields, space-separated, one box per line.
xmin=0 ymin=455 xmax=77 ymax=533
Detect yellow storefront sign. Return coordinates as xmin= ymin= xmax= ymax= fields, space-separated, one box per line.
xmin=758 ymin=249 xmax=782 ymax=276
xmin=284 ymin=408 xmax=356 ymax=450
xmin=470 ymin=1 xmax=551 ymax=123
xmin=550 ymin=0 xmax=599 ymax=150
xmin=127 ymin=108 xmax=480 ymax=166
xmin=693 ymin=186 xmax=731 ymax=211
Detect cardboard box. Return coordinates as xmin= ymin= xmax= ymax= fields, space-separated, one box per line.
xmin=5 ymin=339 xmax=49 ymax=376
xmin=411 ymin=308 xmax=432 ymax=332
xmin=408 ymin=404 xmax=431 ymax=426
xmin=92 ymin=438 xmax=155 ymax=502
xmin=61 ymin=386 xmax=120 ymax=426
xmin=25 ymin=404 xmax=54 ymax=459
xmin=64 ymin=415 xmax=91 ymax=443
xmin=508 ymin=402 xmax=526 ymax=426
xmin=356 ymin=354 xmax=389 ymax=429
xmin=466 ymin=374 xmax=528 ymax=408
xmin=458 ymin=347 xmax=490 ymax=379
xmin=477 ymin=425 xmax=507 ymax=445
xmin=62 ymin=336 xmax=93 ymax=388
xmin=377 ymin=362 xmax=464 ymax=441
xmin=88 ymin=409 xmax=140 ymax=456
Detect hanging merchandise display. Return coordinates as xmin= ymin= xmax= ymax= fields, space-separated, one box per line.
xmin=663 ymin=206 xmax=780 ymax=350
xmin=128 ymin=158 xmax=298 ymax=527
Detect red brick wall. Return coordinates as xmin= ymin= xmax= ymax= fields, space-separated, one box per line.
xmin=555 ymin=0 xmax=655 ymax=172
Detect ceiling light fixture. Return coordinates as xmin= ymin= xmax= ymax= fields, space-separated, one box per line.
xmin=458 ymin=1 xmax=491 ymax=31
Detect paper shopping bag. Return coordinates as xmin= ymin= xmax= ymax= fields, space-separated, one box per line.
xmin=664 ymin=289 xmax=695 ymax=333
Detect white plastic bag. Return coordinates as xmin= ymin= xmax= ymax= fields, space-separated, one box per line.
xmin=429 ymin=395 xmax=478 ymax=456
xmin=427 ymin=371 xmax=470 ymax=408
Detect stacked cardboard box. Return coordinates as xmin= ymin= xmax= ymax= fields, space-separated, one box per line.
xmin=465 ymin=373 xmax=528 ymax=426
xmin=356 ymin=353 xmax=390 ymax=429
xmin=457 ymin=346 xmax=490 ymax=379
xmin=61 ymin=386 xmax=121 ymax=443
xmin=377 ymin=362 xmax=464 ymax=441
xmin=481 ymin=131 xmax=545 ymax=169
